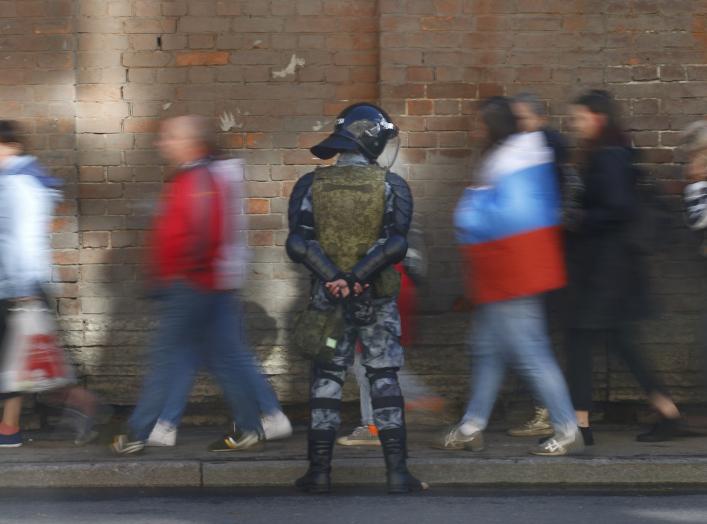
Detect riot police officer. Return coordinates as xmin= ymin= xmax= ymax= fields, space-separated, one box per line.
xmin=287 ymin=103 xmax=427 ymax=494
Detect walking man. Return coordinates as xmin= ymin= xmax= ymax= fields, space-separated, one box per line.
xmin=112 ymin=115 xmax=268 ymax=454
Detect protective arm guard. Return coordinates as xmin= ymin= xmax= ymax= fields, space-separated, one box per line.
xmin=286 ymin=172 xmax=342 ymax=282
xmin=350 ymin=235 xmax=407 ymax=283
xmin=349 ymin=172 xmax=413 ymax=283
xmin=286 ymin=234 xmax=341 ymax=282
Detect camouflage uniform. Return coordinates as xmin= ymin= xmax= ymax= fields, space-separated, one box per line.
xmin=287 ymin=153 xmax=412 ymax=437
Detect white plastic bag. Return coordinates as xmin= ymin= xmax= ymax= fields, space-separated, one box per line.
xmin=0 ymin=302 xmax=75 ymax=393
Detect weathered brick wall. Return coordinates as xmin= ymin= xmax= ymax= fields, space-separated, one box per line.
xmin=2 ymin=1 xmax=707 ymax=419
xmin=380 ymin=0 xmax=707 ymax=408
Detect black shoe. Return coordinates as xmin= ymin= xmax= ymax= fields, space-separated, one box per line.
xmin=295 ymin=430 xmax=335 ymax=494
xmin=637 ymin=418 xmax=682 ymax=442
xmin=380 ymin=429 xmax=429 ymax=494
xmin=579 ymin=426 xmax=595 ymax=446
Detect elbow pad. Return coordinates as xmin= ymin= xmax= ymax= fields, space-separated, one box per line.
xmin=286 ymin=233 xmax=341 ymax=282
xmin=351 ymin=235 xmax=408 ymax=283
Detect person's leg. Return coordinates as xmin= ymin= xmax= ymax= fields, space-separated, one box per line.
xmin=566 ymin=328 xmax=601 ymax=428
xmin=360 ymin=299 xmax=425 ymax=493
xmin=353 ymin=350 xmax=374 ymax=427
xmin=611 ymin=324 xmax=679 ymax=418
xmin=202 ymin=292 xmax=262 ymax=436
xmin=125 ymin=282 xmax=201 ymax=443
xmin=460 ymin=303 xmax=507 ymax=433
xmin=296 ymin=324 xmax=355 ymax=493
xmin=503 ymin=296 xmax=577 ymax=439
xmin=228 ymin=297 xmax=282 ymax=417
xmin=1 ymin=396 xmax=21 ymax=431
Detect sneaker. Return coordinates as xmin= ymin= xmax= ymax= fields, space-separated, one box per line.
xmin=435 ymin=423 xmax=485 ymax=451
xmin=636 ymin=417 xmax=688 ymax=443
xmin=261 ymin=411 xmax=293 ymax=441
xmin=74 ymin=429 xmax=99 ymax=446
xmin=208 ymin=430 xmax=261 ymax=452
xmin=0 ymin=432 xmax=22 ymax=448
xmin=147 ymin=420 xmax=177 ymax=447
xmin=507 ymin=406 xmax=554 ymax=437
xmin=111 ymin=434 xmax=145 ymax=455
xmin=337 ymin=425 xmax=381 ymax=446
xmin=529 ymin=429 xmax=584 ymax=456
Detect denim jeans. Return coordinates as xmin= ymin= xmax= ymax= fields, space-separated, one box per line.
xmin=351 ymin=352 xmax=374 ymax=426
xmin=128 ymin=281 xmax=263 ymax=440
xmin=151 ymin=296 xmax=281 ymax=430
xmin=462 ymin=294 xmax=577 ymax=436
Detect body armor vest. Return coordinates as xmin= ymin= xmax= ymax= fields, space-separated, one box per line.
xmin=312 ymin=165 xmax=400 ymax=298
xmin=312 ymin=164 xmax=386 ymax=271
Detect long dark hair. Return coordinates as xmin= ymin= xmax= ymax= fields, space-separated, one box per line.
xmin=572 ymin=89 xmax=628 ymax=148
xmin=479 ymin=96 xmax=518 ymax=151
xmin=0 ymin=120 xmax=22 ymax=147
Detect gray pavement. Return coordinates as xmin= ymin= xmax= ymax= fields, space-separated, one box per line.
xmin=2 ymin=488 xmax=707 ymax=524
xmin=1 ymin=424 xmax=706 ymax=489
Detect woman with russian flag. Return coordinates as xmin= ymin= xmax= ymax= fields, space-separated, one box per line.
xmin=438 ymin=97 xmax=584 ymax=456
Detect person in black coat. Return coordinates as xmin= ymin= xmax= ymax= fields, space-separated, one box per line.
xmin=566 ymin=90 xmax=682 ymax=443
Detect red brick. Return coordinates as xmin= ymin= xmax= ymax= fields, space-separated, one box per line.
xmin=246 ymin=198 xmax=270 ymax=214
xmin=175 ymin=51 xmax=230 ymax=66
xmin=427 ymin=83 xmax=477 ymax=99
xmin=407 ymin=99 xmax=434 ymax=115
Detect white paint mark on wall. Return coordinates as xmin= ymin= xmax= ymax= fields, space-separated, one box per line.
xmin=162 ymin=102 xmax=172 ymax=111
xmin=219 ymin=111 xmax=243 ymax=131
xmin=272 ymin=54 xmax=305 ymax=79
xmin=252 ymin=40 xmax=263 ymax=48
xmin=312 ymin=120 xmax=329 ymax=131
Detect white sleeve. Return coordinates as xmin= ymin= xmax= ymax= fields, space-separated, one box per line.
xmin=6 ymin=176 xmax=51 ymax=297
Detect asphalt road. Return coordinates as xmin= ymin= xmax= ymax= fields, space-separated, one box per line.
xmin=2 ymin=488 xmax=707 ymax=524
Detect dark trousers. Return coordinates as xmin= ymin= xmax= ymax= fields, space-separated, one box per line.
xmin=0 ymin=299 xmax=20 ymax=401
xmin=566 ymin=325 xmax=666 ymax=412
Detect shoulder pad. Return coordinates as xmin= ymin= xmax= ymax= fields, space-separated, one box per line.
xmin=288 ymin=172 xmax=315 ymax=229
xmin=385 ymin=172 xmax=413 ymax=235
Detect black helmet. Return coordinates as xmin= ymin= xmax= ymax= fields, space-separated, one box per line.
xmin=311 ymin=103 xmax=399 ymax=161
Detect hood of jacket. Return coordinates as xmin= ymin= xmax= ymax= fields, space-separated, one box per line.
xmin=1 ymin=155 xmax=63 ymax=189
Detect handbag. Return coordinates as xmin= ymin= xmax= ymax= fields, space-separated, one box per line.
xmin=291 ymin=305 xmax=345 ymax=362
xmin=0 ymin=301 xmax=76 ymax=393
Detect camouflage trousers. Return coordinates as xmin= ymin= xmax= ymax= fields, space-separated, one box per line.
xmin=309 ymin=297 xmax=406 ymax=435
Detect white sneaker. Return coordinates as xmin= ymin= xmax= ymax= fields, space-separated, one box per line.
xmin=261 ymin=411 xmax=293 ymax=441
xmin=147 ymin=420 xmax=177 ymax=447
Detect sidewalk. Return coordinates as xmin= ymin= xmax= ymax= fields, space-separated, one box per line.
xmin=2 ymin=424 xmax=706 ymax=489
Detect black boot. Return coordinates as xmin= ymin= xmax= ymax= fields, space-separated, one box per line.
xmin=295 ymin=430 xmax=334 ymax=494
xmin=636 ymin=417 xmax=684 ymax=443
xmin=379 ymin=429 xmax=428 ymax=494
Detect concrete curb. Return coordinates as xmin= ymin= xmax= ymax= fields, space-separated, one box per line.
xmin=3 ymin=457 xmax=707 ymax=489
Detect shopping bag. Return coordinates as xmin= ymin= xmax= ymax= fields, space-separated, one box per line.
xmin=0 ymin=302 xmax=75 ymax=393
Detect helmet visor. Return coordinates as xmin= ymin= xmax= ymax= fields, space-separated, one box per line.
xmin=376 ymin=135 xmax=401 ymax=171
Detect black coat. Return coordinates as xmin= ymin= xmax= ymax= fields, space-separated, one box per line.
xmin=566 ymin=146 xmax=650 ymax=329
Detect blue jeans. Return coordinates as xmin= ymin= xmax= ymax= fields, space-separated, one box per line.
xmin=152 ymin=297 xmax=281 ymax=429
xmin=128 ymin=281 xmax=263 ymax=440
xmin=463 ymin=295 xmax=577 ymax=436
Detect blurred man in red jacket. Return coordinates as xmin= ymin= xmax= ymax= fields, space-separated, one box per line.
xmin=112 ymin=115 xmax=271 ymax=454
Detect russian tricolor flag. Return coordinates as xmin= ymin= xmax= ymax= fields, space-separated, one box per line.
xmin=454 ymin=132 xmax=566 ymax=304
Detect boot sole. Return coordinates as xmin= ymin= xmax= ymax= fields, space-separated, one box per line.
xmin=388 ymin=481 xmax=430 ymax=494
xmin=296 ymin=484 xmax=331 ymax=494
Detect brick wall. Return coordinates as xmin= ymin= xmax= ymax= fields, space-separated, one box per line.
xmin=2 ymin=1 xmax=707 ymax=419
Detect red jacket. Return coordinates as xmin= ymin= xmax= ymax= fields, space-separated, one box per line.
xmin=150 ymin=159 xmax=248 ymax=291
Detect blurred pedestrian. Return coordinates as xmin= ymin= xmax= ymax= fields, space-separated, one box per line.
xmin=112 ymin=115 xmax=271 ymax=455
xmin=565 ymin=90 xmax=682 ymax=443
xmin=288 ymin=103 xmax=427 ymax=493
xmin=442 ymin=97 xmax=583 ymax=456
xmin=0 ymin=120 xmax=99 ymax=447
xmin=505 ymin=92 xmax=570 ymax=439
